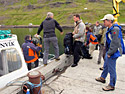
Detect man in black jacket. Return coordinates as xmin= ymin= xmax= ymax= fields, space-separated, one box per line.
xmin=36 ymin=12 xmax=63 ymax=65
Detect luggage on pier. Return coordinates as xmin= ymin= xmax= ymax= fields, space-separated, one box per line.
xmin=64 ymin=32 xmax=73 ymax=55
xmin=80 ymin=44 xmax=92 ymax=59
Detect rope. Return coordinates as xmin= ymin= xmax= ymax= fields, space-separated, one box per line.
xmin=26 ymin=78 xmax=42 ymax=94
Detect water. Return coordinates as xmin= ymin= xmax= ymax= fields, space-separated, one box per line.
xmin=2 ymin=28 xmax=73 ymax=55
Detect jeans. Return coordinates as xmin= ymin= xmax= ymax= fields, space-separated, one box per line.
xmin=101 ymin=53 xmax=118 ymax=87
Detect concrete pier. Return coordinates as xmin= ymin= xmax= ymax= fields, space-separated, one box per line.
xmin=42 ymin=51 xmax=125 ymax=94
xmin=0 ymin=54 xmax=73 ymax=94
xmin=0 ymin=51 xmax=125 ymax=94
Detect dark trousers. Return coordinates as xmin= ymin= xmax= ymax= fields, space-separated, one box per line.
xmin=73 ymin=41 xmax=83 ymax=64
xmin=43 ymin=37 xmax=59 ymax=64
xmin=95 ymin=44 xmax=98 ymax=50
xmin=81 ymin=45 xmax=90 ymax=58
xmin=27 ymin=59 xmax=39 ymax=70
xmin=95 ymin=35 xmax=98 ymax=50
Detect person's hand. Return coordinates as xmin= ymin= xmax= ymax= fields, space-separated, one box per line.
xmin=35 ymin=34 xmax=38 ymax=37
xmin=107 ymin=54 xmax=110 ymax=58
xmin=39 ymin=45 xmax=42 ymax=48
xmin=84 ymin=43 xmax=87 ymax=46
xmin=72 ymin=32 xmax=75 ymax=35
xmin=60 ymin=32 xmax=64 ymax=35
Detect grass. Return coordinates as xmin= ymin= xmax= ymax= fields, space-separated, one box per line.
xmin=0 ymin=0 xmax=125 ymax=25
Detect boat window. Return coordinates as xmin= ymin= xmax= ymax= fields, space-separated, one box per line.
xmin=0 ymin=49 xmax=22 ymax=76
xmin=0 ymin=53 xmax=3 ymax=72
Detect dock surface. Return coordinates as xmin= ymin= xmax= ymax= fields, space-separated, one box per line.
xmin=0 ymin=51 xmax=125 ymax=94
xmin=43 ymin=51 xmax=125 ymax=94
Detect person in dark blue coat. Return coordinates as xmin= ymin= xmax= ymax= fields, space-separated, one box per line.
xmin=85 ymin=27 xmax=98 ymax=55
xmin=22 ymin=35 xmax=42 ymax=70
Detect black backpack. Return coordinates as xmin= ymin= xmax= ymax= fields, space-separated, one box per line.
xmin=80 ymin=44 xmax=92 ymax=59
xmin=64 ymin=32 xmax=73 ymax=55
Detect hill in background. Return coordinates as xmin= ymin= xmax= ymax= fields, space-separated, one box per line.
xmin=0 ymin=0 xmax=125 ymax=25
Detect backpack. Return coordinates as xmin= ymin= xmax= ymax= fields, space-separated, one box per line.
xmin=63 ymin=32 xmax=73 ymax=55
xmin=32 ymin=35 xmax=42 ymax=46
xmin=109 ymin=24 xmax=125 ymax=54
xmin=80 ymin=44 xmax=92 ymax=59
xmin=115 ymin=24 xmax=125 ymax=54
xmin=32 ymin=35 xmax=43 ymax=58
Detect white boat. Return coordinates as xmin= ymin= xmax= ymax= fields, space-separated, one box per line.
xmin=0 ymin=33 xmax=72 ymax=94
xmin=0 ymin=33 xmax=56 ymax=89
xmin=0 ymin=34 xmax=29 ymax=88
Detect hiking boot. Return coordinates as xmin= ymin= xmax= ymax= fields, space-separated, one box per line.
xmin=95 ymin=77 xmax=106 ymax=83
xmin=95 ymin=48 xmax=98 ymax=50
xmin=71 ymin=64 xmax=78 ymax=67
xmin=55 ymin=57 xmax=60 ymax=61
xmin=102 ymin=85 xmax=115 ymax=91
xmin=86 ymin=56 xmax=92 ymax=59
xmin=44 ymin=64 xmax=47 ymax=66
xmin=83 ymin=56 xmax=93 ymax=59
xmin=99 ymin=67 xmax=104 ymax=70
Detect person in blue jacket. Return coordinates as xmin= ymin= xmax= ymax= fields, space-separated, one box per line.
xmin=95 ymin=14 xmax=124 ymax=91
xmin=85 ymin=27 xmax=98 ymax=55
xmin=22 ymin=35 xmax=42 ymax=70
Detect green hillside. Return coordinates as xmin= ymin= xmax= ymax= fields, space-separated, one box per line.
xmin=0 ymin=0 xmax=125 ymax=25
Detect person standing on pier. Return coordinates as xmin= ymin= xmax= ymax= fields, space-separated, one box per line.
xmin=22 ymin=35 xmax=42 ymax=70
xmin=36 ymin=12 xmax=63 ymax=65
xmin=97 ymin=26 xmax=107 ymax=65
xmin=93 ymin=21 xmax=102 ymax=50
xmin=71 ymin=14 xmax=86 ymax=67
xmin=85 ymin=27 xmax=98 ymax=55
xmin=95 ymin=14 xmax=124 ymax=91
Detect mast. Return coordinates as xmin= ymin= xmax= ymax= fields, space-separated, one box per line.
xmin=112 ymin=0 xmax=125 ymax=23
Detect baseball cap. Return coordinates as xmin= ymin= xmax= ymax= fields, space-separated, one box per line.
xmin=100 ymin=14 xmax=114 ymax=21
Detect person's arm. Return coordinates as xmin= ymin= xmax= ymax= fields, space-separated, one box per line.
xmin=54 ymin=20 xmax=63 ymax=32
xmin=93 ymin=26 xmax=96 ymax=35
xmin=107 ymin=27 xmax=120 ymax=56
xmin=30 ymin=43 xmax=42 ymax=52
xmin=98 ymin=29 xmax=103 ymax=35
xmin=37 ymin=22 xmax=43 ymax=35
xmin=86 ymin=33 xmax=90 ymax=45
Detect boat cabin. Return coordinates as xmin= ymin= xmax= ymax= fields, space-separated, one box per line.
xmin=0 ymin=33 xmax=28 ymax=88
